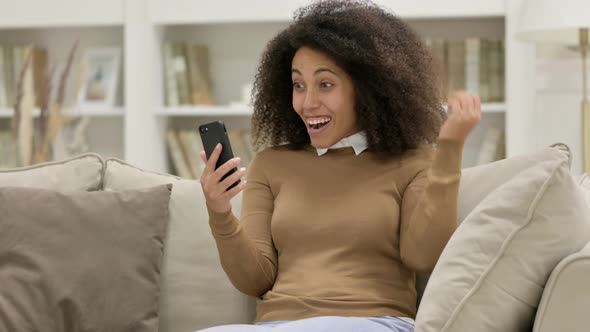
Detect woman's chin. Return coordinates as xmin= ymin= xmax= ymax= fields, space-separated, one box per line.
xmin=310 ymin=138 xmax=335 ymax=149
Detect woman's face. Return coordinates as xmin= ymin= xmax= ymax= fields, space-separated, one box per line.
xmin=291 ymin=47 xmax=358 ymax=149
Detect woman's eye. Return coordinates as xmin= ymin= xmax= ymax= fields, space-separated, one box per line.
xmin=321 ymin=82 xmax=334 ymax=88
xmin=293 ymin=82 xmax=304 ymax=90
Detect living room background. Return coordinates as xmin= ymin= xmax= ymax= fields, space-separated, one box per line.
xmin=0 ymin=0 xmax=586 ymax=175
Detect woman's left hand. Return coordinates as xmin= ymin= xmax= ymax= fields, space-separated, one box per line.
xmin=438 ymin=91 xmax=481 ymax=143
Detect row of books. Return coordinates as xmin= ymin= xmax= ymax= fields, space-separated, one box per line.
xmin=0 ymin=46 xmax=48 ymax=108
xmin=425 ymin=38 xmax=505 ymax=103
xmin=166 ymin=128 xmax=254 ymax=179
xmin=166 ymin=125 xmax=505 ymax=178
xmin=162 ymin=43 xmax=215 ymax=107
xmin=1 ymin=38 xmax=505 ymax=109
xmin=0 ymin=126 xmax=505 ymax=172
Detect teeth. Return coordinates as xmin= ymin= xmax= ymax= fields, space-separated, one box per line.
xmin=307 ymin=117 xmax=331 ymax=125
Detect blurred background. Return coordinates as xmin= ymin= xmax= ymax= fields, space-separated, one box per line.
xmin=0 ymin=0 xmax=588 ymax=178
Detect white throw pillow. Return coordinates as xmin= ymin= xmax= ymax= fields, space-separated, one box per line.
xmin=102 ymin=159 xmax=255 ymax=332
xmin=458 ymin=144 xmax=571 ymax=221
xmin=415 ymin=149 xmax=590 ymax=332
xmin=416 ymin=145 xmax=572 ymax=305
xmin=579 ymin=174 xmax=590 ymax=204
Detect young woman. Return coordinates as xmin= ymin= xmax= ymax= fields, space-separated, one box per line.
xmin=197 ymin=1 xmax=480 ymax=331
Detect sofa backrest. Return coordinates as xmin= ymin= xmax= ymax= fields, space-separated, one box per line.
xmin=102 ymin=158 xmax=255 ymax=332
xmin=0 ymin=153 xmax=104 ymax=191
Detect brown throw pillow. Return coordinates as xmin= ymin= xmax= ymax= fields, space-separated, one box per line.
xmin=0 ymin=184 xmax=172 ymax=332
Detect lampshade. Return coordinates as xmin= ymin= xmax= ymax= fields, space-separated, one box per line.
xmin=518 ymin=0 xmax=590 ymax=44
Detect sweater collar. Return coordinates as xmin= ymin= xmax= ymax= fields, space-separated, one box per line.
xmin=316 ymin=131 xmax=368 ymax=156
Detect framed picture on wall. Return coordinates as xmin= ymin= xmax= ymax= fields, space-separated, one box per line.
xmin=77 ymin=47 xmax=120 ymax=110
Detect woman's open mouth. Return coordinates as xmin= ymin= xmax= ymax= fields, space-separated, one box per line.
xmin=306 ymin=116 xmax=332 ymax=134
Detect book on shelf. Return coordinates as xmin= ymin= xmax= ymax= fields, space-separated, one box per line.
xmin=177 ymin=130 xmax=204 ymax=179
xmin=0 ymin=130 xmax=17 ymax=168
xmin=0 ymin=45 xmax=48 ymax=109
xmin=166 ymin=128 xmax=254 ymax=179
xmin=446 ymin=40 xmax=465 ymax=96
xmin=425 ymin=38 xmax=505 ymax=103
xmin=228 ymin=128 xmax=254 ymax=166
xmin=166 ymin=129 xmax=193 ymax=179
xmin=464 ymin=38 xmax=479 ymax=95
xmin=162 ymin=42 xmax=214 ymax=107
xmin=162 ymin=43 xmax=179 ymax=106
xmin=186 ymin=44 xmax=215 ymax=105
xmin=477 ymin=126 xmax=506 ymax=165
xmin=172 ymin=44 xmax=191 ymax=106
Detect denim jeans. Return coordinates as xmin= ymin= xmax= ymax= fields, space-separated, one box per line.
xmin=196 ymin=316 xmax=415 ymax=332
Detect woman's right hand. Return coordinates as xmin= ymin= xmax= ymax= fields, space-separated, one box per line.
xmin=199 ymin=143 xmax=247 ymax=214
xmin=438 ymin=91 xmax=481 ymax=143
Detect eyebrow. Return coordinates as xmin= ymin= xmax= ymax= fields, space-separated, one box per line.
xmin=291 ymin=67 xmax=338 ymax=76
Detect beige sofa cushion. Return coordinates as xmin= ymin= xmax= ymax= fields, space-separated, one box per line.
xmin=415 ymin=149 xmax=590 ymax=332
xmin=532 ymin=242 xmax=590 ymax=332
xmin=0 ymin=153 xmax=103 ymax=191
xmin=102 ymin=159 xmax=255 ymax=332
xmin=0 ymin=184 xmax=172 ymax=332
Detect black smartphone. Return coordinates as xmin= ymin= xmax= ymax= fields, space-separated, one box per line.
xmin=198 ymin=121 xmax=240 ymax=190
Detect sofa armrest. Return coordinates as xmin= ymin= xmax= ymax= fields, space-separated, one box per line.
xmin=533 ymin=242 xmax=590 ymax=332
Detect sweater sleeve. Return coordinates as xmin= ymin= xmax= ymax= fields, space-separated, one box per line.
xmin=207 ymin=152 xmax=277 ymax=297
xmin=399 ymin=138 xmax=463 ymax=273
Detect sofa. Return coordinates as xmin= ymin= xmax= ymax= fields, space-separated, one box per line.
xmin=0 ymin=143 xmax=588 ymax=332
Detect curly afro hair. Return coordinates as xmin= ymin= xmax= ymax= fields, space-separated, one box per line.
xmin=251 ymin=0 xmax=445 ymax=158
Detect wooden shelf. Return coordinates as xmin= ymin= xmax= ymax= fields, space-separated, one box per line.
xmin=0 ymin=107 xmax=125 ymax=118
xmin=481 ymin=103 xmax=506 ymax=113
xmin=0 ymin=108 xmax=41 ymax=118
xmin=0 ymin=0 xmax=124 ymax=28
xmin=64 ymin=106 xmax=125 ymax=117
xmin=157 ymin=105 xmax=253 ymax=117
xmin=0 ymin=103 xmax=502 ymax=119
xmin=156 ymin=103 xmax=505 ymax=117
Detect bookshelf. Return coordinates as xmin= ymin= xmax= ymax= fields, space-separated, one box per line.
xmin=0 ymin=11 xmax=126 ymax=161
xmin=0 ymin=0 xmax=538 ymax=175
xmin=155 ymin=13 xmax=507 ymax=173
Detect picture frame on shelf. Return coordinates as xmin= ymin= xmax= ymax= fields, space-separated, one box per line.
xmin=77 ymin=47 xmax=120 ymax=111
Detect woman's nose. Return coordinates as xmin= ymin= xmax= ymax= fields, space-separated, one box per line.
xmin=302 ymin=88 xmax=320 ymax=111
